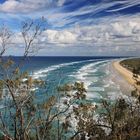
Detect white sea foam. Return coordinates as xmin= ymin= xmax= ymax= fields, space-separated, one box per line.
xmin=107 ymin=91 xmax=128 ymax=100
xmin=88 ymin=87 xmax=105 ymax=92
xmin=73 ymin=59 xmax=132 ymax=102
xmin=101 ymin=61 xmax=134 ymax=101
xmin=32 ymin=59 xmax=101 ymax=79
xmin=33 ymin=59 xmax=132 ymax=103
xmin=74 ymin=60 xmax=108 ymax=89
xmin=86 ymin=92 xmax=102 ymax=99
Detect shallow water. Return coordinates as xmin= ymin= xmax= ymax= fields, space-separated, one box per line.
xmin=24 ymin=57 xmax=133 ymax=104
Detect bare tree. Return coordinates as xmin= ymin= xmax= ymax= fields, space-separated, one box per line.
xmin=0 ymin=18 xmax=46 ymax=140
xmin=0 ymin=25 xmax=12 ymax=56
xmin=21 ymin=17 xmax=46 ymax=57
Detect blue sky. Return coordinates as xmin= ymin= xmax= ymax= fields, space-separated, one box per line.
xmin=0 ymin=0 xmax=140 ymax=56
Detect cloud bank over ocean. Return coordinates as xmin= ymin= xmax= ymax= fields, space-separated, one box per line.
xmin=0 ymin=0 xmax=140 ymax=56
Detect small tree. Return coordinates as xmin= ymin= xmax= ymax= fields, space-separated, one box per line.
xmin=0 ymin=25 xmax=12 ymax=56
xmin=0 ymin=18 xmax=46 ymax=140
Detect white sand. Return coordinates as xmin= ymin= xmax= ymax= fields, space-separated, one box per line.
xmin=113 ymin=61 xmax=140 ymax=91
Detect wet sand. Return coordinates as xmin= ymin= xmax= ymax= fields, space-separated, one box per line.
xmin=113 ymin=60 xmax=140 ymax=91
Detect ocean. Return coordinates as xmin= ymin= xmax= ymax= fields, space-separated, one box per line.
xmin=10 ymin=56 xmax=131 ymax=105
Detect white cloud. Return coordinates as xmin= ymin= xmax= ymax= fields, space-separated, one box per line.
xmin=1 ymin=0 xmax=140 ymax=56
xmin=57 ymin=0 xmax=65 ymax=6
xmin=0 ymin=0 xmax=67 ymax=13
xmin=32 ymin=14 xmax=140 ymax=56
xmin=111 ymin=21 xmax=140 ymax=36
xmin=43 ymin=30 xmax=77 ymax=44
xmin=106 ymin=0 xmax=140 ymax=12
xmin=12 ymin=14 xmax=140 ymax=50
xmin=0 ymin=0 xmax=19 ymax=12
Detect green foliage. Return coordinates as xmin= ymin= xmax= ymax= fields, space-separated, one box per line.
xmin=120 ymin=58 xmax=140 ymax=74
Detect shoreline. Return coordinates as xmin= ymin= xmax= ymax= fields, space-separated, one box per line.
xmin=113 ymin=60 xmax=140 ymax=91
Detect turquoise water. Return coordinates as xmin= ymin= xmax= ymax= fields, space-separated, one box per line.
xmin=0 ymin=56 xmax=131 ymax=107
xmin=21 ymin=57 xmax=129 ymax=105
xmin=33 ymin=57 xmax=131 ymax=137
xmin=0 ymin=56 xmax=132 ymax=139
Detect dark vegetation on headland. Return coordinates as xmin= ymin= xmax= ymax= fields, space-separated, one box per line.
xmin=0 ymin=19 xmax=140 ymax=140
xmin=120 ymin=58 xmax=140 ymax=74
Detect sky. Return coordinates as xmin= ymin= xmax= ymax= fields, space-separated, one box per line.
xmin=0 ymin=0 xmax=140 ymax=56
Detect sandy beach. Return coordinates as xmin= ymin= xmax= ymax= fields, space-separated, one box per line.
xmin=113 ymin=60 xmax=140 ymax=91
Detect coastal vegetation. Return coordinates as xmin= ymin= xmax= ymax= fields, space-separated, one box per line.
xmin=0 ymin=20 xmax=140 ymax=140
xmin=120 ymin=58 xmax=140 ymax=87
xmin=120 ymin=58 xmax=140 ymax=74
